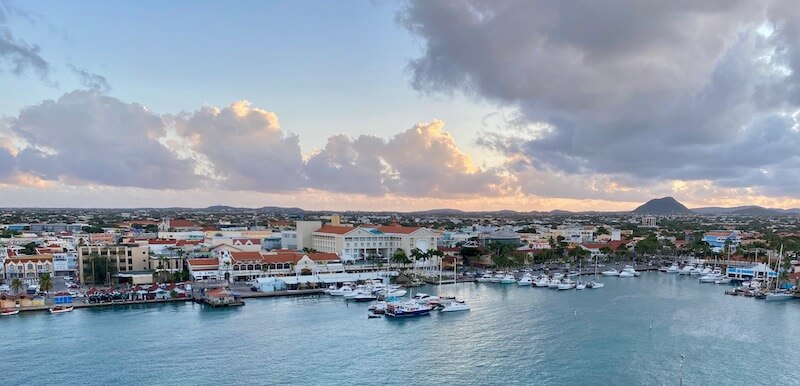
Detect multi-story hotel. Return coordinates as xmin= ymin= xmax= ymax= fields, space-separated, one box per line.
xmin=77 ymin=244 xmax=150 ymax=284
xmin=311 ymin=225 xmax=438 ymax=261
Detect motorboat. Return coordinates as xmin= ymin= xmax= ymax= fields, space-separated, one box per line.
xmin=714 ymin=277 xmax=732 ymax=285
xmin=621 ymin=265 xmax=639 ymax=277
xmin=411 ymin=293 xmax=441 ymax=305
xmin=344 ymin=288 xmax=369 ymax=299
xmin=588 ymin=281 xmax=604 ymax=288
xmin=566 ymin=271 xmax=581 ymax=278
xmin=698 ymin=266 xmax=713 ymax=275
xmin=439 ymin=300 xmax=471 ymax=312
xmin=386 ymin=288 xmax=407 ymax=297
xmin=477 ymin=273 xmax=493 ymax=283
xmin=690 ymin=265 xmax=704 ymax=276
xmin=385 ymin=301 xmax=433 ymax=318
xmin=353 ymin=292 xmax=378 ymax=302
xmin=601 ymin=268 xmax=620 ymax=276
xmin=518 ymin=274 xmax=533 ymax=286
xmin=679 ymin=264 xmax=695 ymax=275
xmin=551 ymin=272 xmax=564 ymax=281
xmin=49 ymin=306 xmax=74 ymax=314
xmin=368 ymin=301 xmax=387 ymax=314
xmin=328 ymin=285 xmax=354 ymax=296
xmin=1 ymin=309 xmax=19 ymax=316
xmin=666 ymin=263 xmax=680 ymax=273
xmin=558 ymin=279 xmax=575 ymax=290
xmin=534 ymin=276 xmax=551 ymax=287
xmin=699 ymin=274 xmax=720 ymax=283
xmin=575 ymin=281 xmax=586 ymax=290
xmin=491 ymin=272 xmax=505 ymax=283
xmin=618 ymin=270 xmax=634 ymax=278
xmin=500 ymin=273 xmax=517 ymax=284
xmin=765 ymin=292 xmax=795 ymax=301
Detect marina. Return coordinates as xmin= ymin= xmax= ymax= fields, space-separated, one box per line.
xmin=1 ymin=272 xmax=799 ymax=385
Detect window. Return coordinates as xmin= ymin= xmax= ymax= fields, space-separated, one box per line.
xmin=27 ymin=263 xmax=33 ymax=270
xmin=127 ymin=251 xmax=132 ymax=257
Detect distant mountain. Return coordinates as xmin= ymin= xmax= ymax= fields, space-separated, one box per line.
xmin=692 ymin=205 xmax=786 ymax=216
xmin=407 ymin=208 xmax=466 ymax=216
xmin=633 ymin=197 xmax=693 ymax=215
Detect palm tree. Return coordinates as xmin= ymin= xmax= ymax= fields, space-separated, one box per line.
xmin=10 ymin=277 xmax=24 ymax=294
xmin=39 ymin=273 xmax=53 ymax=294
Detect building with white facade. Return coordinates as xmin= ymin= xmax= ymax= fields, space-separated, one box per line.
xmin=312 ymin=225 xmax=438 ymax=262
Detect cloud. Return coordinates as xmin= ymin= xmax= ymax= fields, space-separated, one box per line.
xmin=400 ymin=0 xmax=800 ymax=197
xmin=305 ymin=120 xmax=504 ymax=197
xmin=68 ymin=64 xmax=111 ymax=93
xmin=10 ymin=90 xmax=199 ymax=189
xmin=0 ymin=1 xmax=51 ymax=82
xmin=171 ymin=101 xmax=306 ymax=191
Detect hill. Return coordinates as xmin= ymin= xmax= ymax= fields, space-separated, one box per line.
xmin=632 ymin=197 xmax=693 ymax=215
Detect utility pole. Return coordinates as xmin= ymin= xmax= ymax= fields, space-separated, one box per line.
xmin=679 ymin=354 xmax=685 ymax=386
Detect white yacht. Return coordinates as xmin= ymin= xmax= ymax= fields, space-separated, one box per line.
xmin=491 ymin=272 xmax=505 ymax=283
xmin=534 ymin=276 xmax=551 ymax=287
xmin=679 ymin=264 xmax=695 ymax=275
xmin=690 ymin=265 xmax=705 ymax=276
xmin=575 ymin=281 xmax=586 ymax=290
xmin=765 ymin=292 xmax=795 ymax=301
xmin=588 ymin=281 xmax=604 ymax=288
xmin=558 ymin=279 xmax=575 ymax=290
xmin=500 ymin=273 xmax=517 ymax=284
xmin=618 ymin=270 xmax=634 ymax=278
xmin=548 ymin=279 xmax=561 ymax=289
xmin=601 ymin=268 xmax=620 ymax=276
xmin=328 ymin=285 xmax=353 ymax=296
xmin=714 ymin=277 xmax=732 ymax=285
xmin=439 ymin=300 xmax=471 ymax=312
xmin=666 ymin=263 xmax=680 ymax=273
xmin=477 ymin=273 xmax=493 ymax=283
xmin=518 ymin=274 xmax=533 ymax=286
xmin=411 ymin=293 xmax=441 ymax=305
xmin=621 ymin=265 xmax=639 ymax=277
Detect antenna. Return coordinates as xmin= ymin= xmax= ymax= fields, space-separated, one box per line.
xmin=679 ymin=354 xmax=685 ymax=386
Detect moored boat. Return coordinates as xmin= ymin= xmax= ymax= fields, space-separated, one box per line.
xmin=49 ymin=306 xmax=74 ymax=314
xmin=601 ymin=268 xmax=619 ymax=276
xmin=439 ymin=300 xmax=470 ymax=312
xmin=477 ymin=273 xmax=493 ymax=283
xmin=517 ymin=274 xmax=533 ymax=286
xmin=666 ymin=263 xmax=680 ymax=273
xmin=385 ymin=302 xmax=433 ymax=318
xmin=500 ymin=273 xmax=517 ymax=284
xmin=1 ymin=309 xmax=20 ymax=316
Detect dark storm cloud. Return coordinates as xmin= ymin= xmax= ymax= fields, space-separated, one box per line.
xmin=400 ymin=0 xmax=800 ymax=195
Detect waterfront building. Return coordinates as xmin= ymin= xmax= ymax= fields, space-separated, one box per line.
xmin=702 ymin=231 xmax=741 ymax=253
xmin=77 ymin=244 xmax=150 ymax=285
xmin=187 ymin=250 xmax=341 ymax=283
xmin=312 ymin=225 xmax=437 ymax=262
xmin=3 ymin=255 xmax=53 ymax=280
xmin=295 ymin=220 xmax=323 ymax=251
xmin=187 ymin=257 xmax=220 ymax=280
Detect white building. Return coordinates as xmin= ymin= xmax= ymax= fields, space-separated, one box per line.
xmin=312 ymin=225 xmax=438 ymax=262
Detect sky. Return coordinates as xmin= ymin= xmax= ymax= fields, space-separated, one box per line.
xmin=1 ymin=0 xmax=800 ymax=211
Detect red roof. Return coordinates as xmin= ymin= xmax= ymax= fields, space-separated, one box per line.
xmin=314 ymin=225 xmax=355 ymax=235
xmin=705 ymin=231 xmax=734 ymax=237
xmin=149 ymin=239 xmax=178 ymax=245
xmin=377 ymin=225 xmax=420 ymax=234
xmin=176 ymin=240 xmax=202 ymax=246
xmin=306 ymin=252 xmax=340 ymax=262
xmin=169 ymin=219 xmax=198 ymax=228
xmin=230 ymin=251 xmax=264 ymax=262
xmin=262 ymin=252 xmax=303 ymax=264
xmin=187 ymin=258 xmax=219 ymax=266
xmin=232 ymin=238 xmax=261 ymax=245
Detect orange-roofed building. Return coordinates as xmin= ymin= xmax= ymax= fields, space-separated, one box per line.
xmin=312 ymin=224 xmax=437 ymax=262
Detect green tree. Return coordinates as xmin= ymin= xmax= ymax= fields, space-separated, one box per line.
xmin=391 ymin=249 xmax=411 ymax=265
xmin=21 ymin=242 xmax=38 ymax=255
xmin=39 ymin=273 xmax=53 ymax=293
xmin=10 ymin=277 xmax=24 ymax=294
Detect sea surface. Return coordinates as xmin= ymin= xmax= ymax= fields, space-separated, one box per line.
xmin=2 ymin=273 xmax=799 ymax=385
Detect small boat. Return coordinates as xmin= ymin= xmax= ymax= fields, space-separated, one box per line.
xmin=1 ymin=309 xmax=19 ymax=316
xmin=601 ymin=268 xmax=619 ymax=276
xmin=500 ymin=273 xmax=517 ymax=284
xmin=679 ymin=264 xmax=695 ymax=275
xmin=353 ymin=293 xmax=378 ymax=302
xmin=477 ymin=273 xmax=493 ymax=283
xmin=714 ymin=277 xmax=732 ymax=285
xmin=385 ymin=302 xmax=433 ymax=318
xmin=491 ymin=273 xmax=504 ymax=283
xmin=367 ymin=313 xmax=382 ymax=319
xmin=517 ymin=274 xmax=533 ymax=286
xmin=558 ymin=279 xmax=575 ymax=290
xmin=588 ymin=281 xmax=604 ymax=288
xmin=328 ymin=285 xmax=353 ymax=296
xmin=666 ymin=263 xmax=680 ymax=273
xmin=622 ymin=265 xmax=639 ymax=277
xmin=566 ymin=271 xmax=581 ymax=278
xmin=548 ymin=279 xmax=561 ymax=289
xmin=369 ymin=301 xmax=387 ymax=314
xmin=411 ymin=293 xmax=441 ymax=305
xmin=765 ymin=292 xmax=794 ymax=302
xmin=439 ymin=300 xmax=471 ymax=312
xmin=49 ymin=306 xmax=74 ymax=314
xmin=534 ymin=276 xmax=551 ymax=287
xmin=575 ymin=281 xmax=586 ymax=290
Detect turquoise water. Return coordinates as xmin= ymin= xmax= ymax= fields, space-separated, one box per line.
xmin=2 ymin=273 xmax=799 ymax=385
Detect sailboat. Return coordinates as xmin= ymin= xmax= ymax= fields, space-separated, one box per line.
xmin=588 ymin=254 xmax=604 ymax=289
xmin=765 ymin=245 xmax=794 ymax=302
